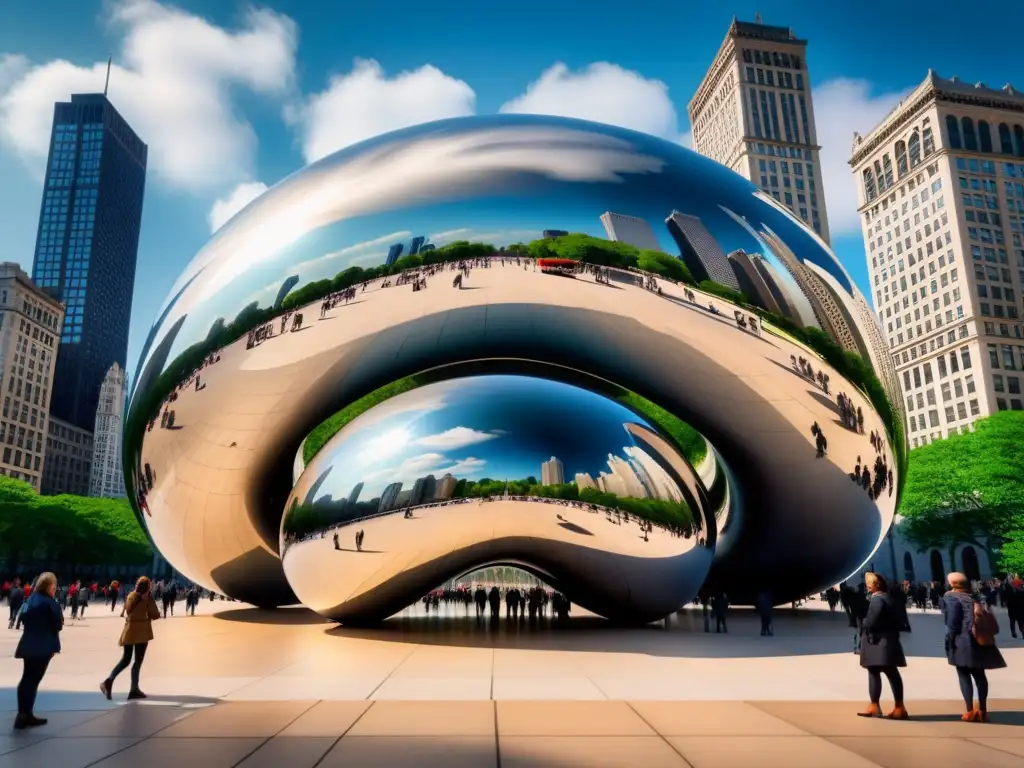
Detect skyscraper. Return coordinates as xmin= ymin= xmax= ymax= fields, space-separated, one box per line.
xmin=541 ymin=456 xmax=564 ymax=485
xmin=726 ymin=249 xmax=783 ymax=314
xmin=409 ymin=236 xmax=426 ymax=255
xmin=0 ymin=263 xmax=65 ymax=490
xmin=31 ymin=93 xmax=147 ymax=431
xmin=599 ymin=211 xmax=662 ymax=251
xmin=665 ymin=211 xmax=741 ymax=291
xmin=274 ymin=275 xmax=299 ymax=309
xmin=851 ymin=70 xmax=1024 ymax=447
xmin=378 ymin=482 xmax=403 ymax=512
xmin=688 ymin=18 xmax=830 ymax=242
xmin=89 ymin=361 xmax=127 ymax=498
xmin=386 ymin=243 xmax=404 ymax=267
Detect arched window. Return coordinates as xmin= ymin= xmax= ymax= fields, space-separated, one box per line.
xmin=863 ymin=167 xmax=877 ymax=201
xmin=895 ymin=140 xmax=908 ymax=177
xmin=929 ymin=549 xmax=945 ymax=583
xmin=999 ymin=123 xmax=1014 ymax=154
xmin=923 ymin=125 xmax=935 ymax=155
xmin=962 ymin=546 xmax=981 ymax=581
xmin=962 ymin=117 xmax=977 ymax=150
xmin=978 ymin=120 xmax=993 ymax=152
xmin=946 ymin=115 xmax=962 ymax=149
xmin=874 ymin=159 xmax=885 ymax=191
xmin=908 ymin=131 xmax=921 ymax=167
xmin=903 ymin=552 xmax=916 ymax=583
xmin=882 ymin=154 xmax=894 ymax=189
xmin=1015 ymin=125 xmax=1024 ymax=158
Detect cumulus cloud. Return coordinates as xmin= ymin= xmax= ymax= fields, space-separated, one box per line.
xmin=679 ymin=130 xmax=693 ymax=149
xmin=500 ymin=62 xmax=679 ymax=141
xmin=208 ymin=181 xmax=269 ymax=233
xmin=291 ymin=58 xmax=476 ymax=164
xmin=363 ymin=452 xmax=487 ymax=488
xmin=0 ymin=0 xmax=297 ymax=191
xmin=414 ymin=427 xmax=503 ymax=451
xmin=812 ymin=78 xmax=912 ymax=236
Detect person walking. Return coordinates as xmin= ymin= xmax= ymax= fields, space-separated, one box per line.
xmin=942 ymin=572 xmax=1007 ymax=722
xmin=756 ymin=589 xmax=774 ymax=636
xmin=856 ymin=573 xmax=909 ymax=719
xmin=13 ymin=572 xmax=63 ymax=730
xmin=100 ymin=576 xmax=161 ymax=701
xmin=7 ymin=580 xmax=25 ymax=629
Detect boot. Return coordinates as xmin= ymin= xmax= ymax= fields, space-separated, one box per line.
xmin=961 ymin=708 xmax=981 ymax=722
xmin=979 ymin=710 xmax=989 ymax=723
xmin=887 ymin=704 xmax=909 ymax=720
xmin=127 ymin=689 xmax=147 ymax=700
xmin=99 ymin=680 xmax=112 ymax=700
xmin=857 ymin=703 xmax=882 ymax=718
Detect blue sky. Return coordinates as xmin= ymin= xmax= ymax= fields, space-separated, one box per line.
xmin=1 ymin=0 xmax=1021 ymax=377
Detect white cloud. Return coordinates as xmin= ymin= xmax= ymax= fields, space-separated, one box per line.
xmin=679 ymin=130 xmax=693 ymax=149
xmin=0 ymin=0 xmax=297 ymax=191
xmin=812 ymin=78 xmax=912 ymax=236
xmin=414 ymin=427 xmax=503 ymax=451
xmin=0 ymin=54 xmax=28 ymax=93
xmin=500 ymin=62 xmax=679 ymax=141
xmin=362 ymin=452 xmax=487 ymax=488
xmin=291 ymin=58 xmax=476 ymax=164
xmin=208 ymin=181 xmax=269 ymax=233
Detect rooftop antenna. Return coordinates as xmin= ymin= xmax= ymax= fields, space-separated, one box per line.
xmin=103 ymin=55 xmax=112 ymax=96
xmin=755 ymin=11 xmax=762 ymax=24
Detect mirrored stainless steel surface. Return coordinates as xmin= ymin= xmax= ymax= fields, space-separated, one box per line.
xmin=282 ymin=375 xmax=713 ymax=623
xmin=125 ymin=114 xmax=903 ymax=615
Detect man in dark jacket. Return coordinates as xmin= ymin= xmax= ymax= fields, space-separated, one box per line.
xmin=8 ymin=582 xmax=25 ymax=629
xmin=1007 ymin=578 xmax=1024 ymax=638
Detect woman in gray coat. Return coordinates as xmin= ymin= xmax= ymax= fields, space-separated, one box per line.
xmin=942 ymin=572 xmax=1007 ymax=722
xmin=857 ymin=573 xmax=909 ymax=719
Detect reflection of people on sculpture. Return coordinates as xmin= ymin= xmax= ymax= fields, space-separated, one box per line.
xmin=712 ymin=592 xmax=729 ymax=633
xmin=488 ymin=587 xmax=500 ymax=619
xmin=473 ymin=587 xmax=486 ymax=619
xmin=333 ymin=532 xmax=339 ymax=550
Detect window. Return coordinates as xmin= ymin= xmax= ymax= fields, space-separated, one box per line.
xmin=946 ymin=115 xmax=962 ymax=149
xmin=961 ymin=347 xmax=972 ymax=369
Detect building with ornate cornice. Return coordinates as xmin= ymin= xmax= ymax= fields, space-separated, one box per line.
xmin=850 ymin=70 xmax=1024 ymax=448
xmin=688 ymin=17 xmax=830 ymax=243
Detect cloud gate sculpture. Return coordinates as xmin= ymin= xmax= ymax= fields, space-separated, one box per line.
xmin=125 ymin=114 xmax=904 ymax=624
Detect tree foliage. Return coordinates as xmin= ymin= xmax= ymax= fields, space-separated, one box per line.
xmin=0 ymin=477 xmax=153 ymax=570
xmin=898 ymin=412 xmax=1024 ymax=572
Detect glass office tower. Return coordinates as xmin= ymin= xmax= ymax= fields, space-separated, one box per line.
xmin=31 ymin=94 xmax=147 ymax=431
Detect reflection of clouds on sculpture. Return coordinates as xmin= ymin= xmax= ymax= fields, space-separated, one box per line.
xmin=291 ymin=375 xmax=700 ymax=520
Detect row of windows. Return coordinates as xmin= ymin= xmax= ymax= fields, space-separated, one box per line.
xmin=744 ymin=66 xmax=805 ymax=91
xmin=741 ymin=48 xmax=802 ymax=70
xmin=892 ymin=324 xmax=971 ymax=369
xmin=946 ymin=116 xmax=1024 ymax=157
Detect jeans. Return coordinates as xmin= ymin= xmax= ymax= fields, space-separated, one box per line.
xmin=760 ymin=615 xmax=773 ymax=635
xmin=1009 ymin=613 xmax=1024 ymax=638
xmin=715 ymin=615 xmax=727 ymax=633
xmin=17 ymin=657 xmax=50 ymax=715
xmin=867 ymin=665 xmax=904 ymax=704
xmin=108 ymin=643 xmax=148 ymax=691
xmin=956 ymin=666 xmax=989 ymax=711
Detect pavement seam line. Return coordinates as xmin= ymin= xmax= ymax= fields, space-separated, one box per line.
xmin=310 ymin=700 xmax=376 ymax=768
xmin=494 ymin=699 xmax=502 ymax=768
xmin=228 ymin=699 xmax=320 ymax=768
xmin=962 ymin=735 xmax=1024 ymax=760
xmin=363 ymin=645 xmax=419 ymax=699
xmin=624 ymin=701 xmax=695 ymax=767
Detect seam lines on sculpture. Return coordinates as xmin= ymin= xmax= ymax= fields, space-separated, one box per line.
xmin=365 ymin=645 xmax=420 ymax=699
xmin=309 ymin=701 xmax=373 ymax=768
xmin=493 ymin=697 xmax=503 ymax=768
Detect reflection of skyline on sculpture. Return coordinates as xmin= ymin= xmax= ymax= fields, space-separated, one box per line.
xmin=289 ymin=375 xmax=698 ymax=521
xmin=132 ymin=115 xmax=872 ymax=388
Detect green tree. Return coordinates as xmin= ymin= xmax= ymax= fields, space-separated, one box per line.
xmin=898 ymin=412 xmax=1024 ymax=573
xmin=636 ymin=249 xmax=694 ymax=284
xmin=697 ymin=280 xmax=747 ymax=305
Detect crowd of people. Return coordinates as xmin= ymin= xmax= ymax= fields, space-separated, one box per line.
xmin=418 ymin=585 xmax=573 ymax=623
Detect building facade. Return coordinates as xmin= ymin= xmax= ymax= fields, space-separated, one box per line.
xmin=600 ymin=211 xmax=662 ymax=251
xmin=851 ymin=70 xmax=1024 ymax=447
xmin=41 ymin=415 xmax=93 ymax=496
xmin=666 ymin=211 xmax=741 ymax=291
xmin=541 ymin=456 xmax=564 ymax=486
xmin=30 ymin=93 xmax=147 ymax=432
xmin=689 ymin=18 xmax=830 ymax=242
xmin=89 ymin=361 xmax=127 ymax=498
xmin=386 ymin=243 xmax=404 ymax=267
xmin=0 ymin=263 xmax=65 ymax=489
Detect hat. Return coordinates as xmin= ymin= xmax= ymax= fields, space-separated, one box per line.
xmin=1013 ymin=578 xmax=1022 ymax=588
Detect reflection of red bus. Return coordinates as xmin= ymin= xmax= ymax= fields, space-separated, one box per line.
xmin=538 ymin=258 xmax=578 ymax=277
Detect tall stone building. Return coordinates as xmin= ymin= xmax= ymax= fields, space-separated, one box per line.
xmin=689 ymin=17 xmax=830 ymax=242
xmin=851 ymin=70 xmax=1024 ymax=447
xmin=0 ymin=263 xmax=65 ymax=489
xmin=89 ymin=361 xmax=127 ymax=498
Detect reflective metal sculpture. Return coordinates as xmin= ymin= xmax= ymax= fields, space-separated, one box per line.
xmin=125 ymin=114 xmax=903 ymax=621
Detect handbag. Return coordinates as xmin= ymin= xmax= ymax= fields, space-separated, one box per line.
xmin=973 ymin=611 xmax=998 ymax=646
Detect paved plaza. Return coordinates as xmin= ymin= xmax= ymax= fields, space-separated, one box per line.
xmin=2 ymin=600 xmax=1023 ymax=766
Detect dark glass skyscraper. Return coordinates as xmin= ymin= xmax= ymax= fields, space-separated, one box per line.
xmin=31 ymin=94 xmax=147 ymax=431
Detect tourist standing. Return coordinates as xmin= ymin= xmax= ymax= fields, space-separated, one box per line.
xmin=942 ymin=572 xmax=1007 ymax=722
xmin=756 ymin=590 xmax=774 ymax=636
xmin=13 ymin=572 xmax=62 ymax=730
xmin=7 ymin=579 xmax=25 ymax=629
xmin=100 ymin=576 xmax=161 ymax=701
xmin=857 ymin=573 xmax=908 ymax=719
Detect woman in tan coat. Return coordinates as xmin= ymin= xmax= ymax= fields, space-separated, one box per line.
xmin=99 ymin=576 xmax=160 ymax=700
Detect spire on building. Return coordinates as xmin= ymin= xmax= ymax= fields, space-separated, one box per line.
xmin=755 ymin=11 xmax=762 ymax=24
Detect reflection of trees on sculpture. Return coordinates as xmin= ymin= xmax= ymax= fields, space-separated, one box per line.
xmin=898 ymin=412 xmax=1024 ymax=574
xmin=282 ymin=477 xmax=695 ymax=545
